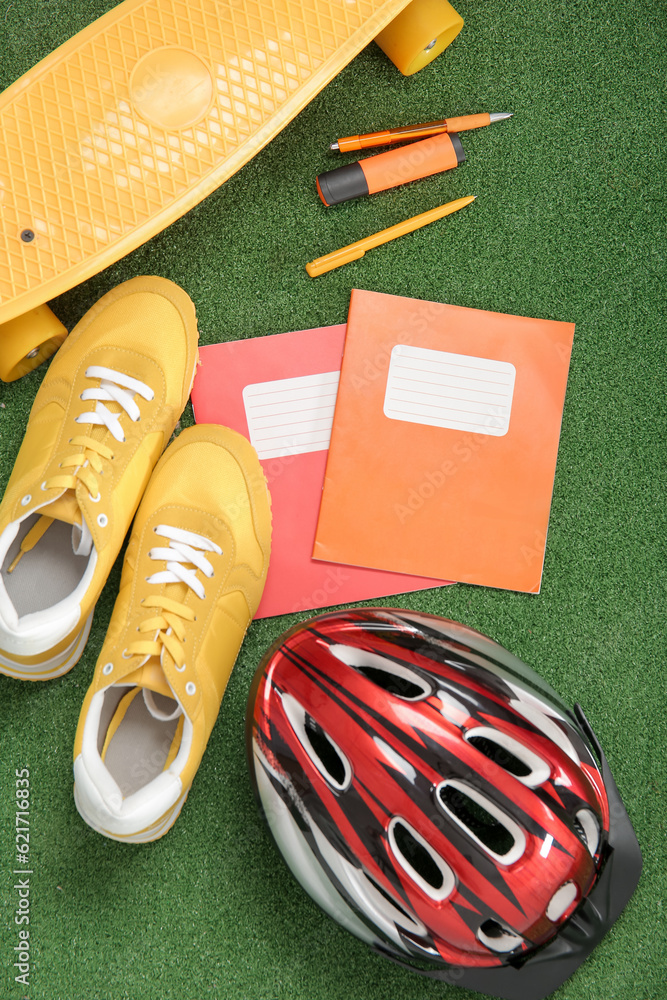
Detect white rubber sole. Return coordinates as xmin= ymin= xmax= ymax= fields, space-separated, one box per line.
xmin=73 ymin=782 xmax=190 ymax=844
xmin=0 ymin=612 xmax=93 ymax=681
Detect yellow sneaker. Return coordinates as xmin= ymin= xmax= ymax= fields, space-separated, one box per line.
xmin=0 ymin=277 xmax=199 ymax=680
xmin=73 ymin=424 xmax=271 ymax=843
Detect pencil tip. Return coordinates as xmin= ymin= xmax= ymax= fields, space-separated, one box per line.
xmin=330 ymin=141 xmax=339 ymax=151
xmin=489 ymin=112 xmax=513 ymax=123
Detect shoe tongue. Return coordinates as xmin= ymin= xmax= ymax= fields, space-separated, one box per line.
xmin=123 ymin=660 xmax=181 ymax=719
xmin=46 ymin=490 xmax=82 ymax=528
xmin=46 ymin=491 xmax=93 ymax=557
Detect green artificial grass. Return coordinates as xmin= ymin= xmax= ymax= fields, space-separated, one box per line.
xmin=0 ymin=2 xmax=665 ymax=999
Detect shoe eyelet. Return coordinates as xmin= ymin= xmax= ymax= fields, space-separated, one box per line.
xmin=97 ymin=513 xmax=108 ymax=528
xmin=21 ymin=494 xmax=31 ymax=506
xmin=102 ymin=662 xmax=113 ymax=676
xmin=89 ymin=492 xmax=101 ymax=503
xmin=121 ymin=649 xmax=132 ymax=659
xmin=175 ymin=663 xmax=186 ymax=673
xmin=185 ymin=682 xmax=196 ymax=696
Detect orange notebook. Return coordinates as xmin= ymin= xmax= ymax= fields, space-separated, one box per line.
xmin=313 ymin=290 xmax=575 ymax=594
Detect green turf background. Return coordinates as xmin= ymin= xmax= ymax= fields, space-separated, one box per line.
xmin=0 ymin=1 xmax=665 ymax=998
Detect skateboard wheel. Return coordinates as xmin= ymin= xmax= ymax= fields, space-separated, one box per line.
xmin=0 ymin=305 xmax=67 ymax=382
xmin=375 ymin=0 xmax=464 ymax=76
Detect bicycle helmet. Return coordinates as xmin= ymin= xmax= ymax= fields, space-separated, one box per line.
xmin=246 ymin=608 xmax=641 ymax=1000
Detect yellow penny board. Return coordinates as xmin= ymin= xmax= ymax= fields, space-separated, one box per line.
xmin=0 ymin=0 xmax=462 ymax=378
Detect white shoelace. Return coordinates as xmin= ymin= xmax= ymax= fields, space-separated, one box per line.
xmin=146 ymin=526 xmax=223 ymax=599
xmin=9 ymin=367 xmax=154 ymax=572
xmin=122 ymin=526 xmax=223 ymax=675
xmin=76 ymin=365 xmax=154 ymax=442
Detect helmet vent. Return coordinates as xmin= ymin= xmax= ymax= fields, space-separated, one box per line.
xmin=477 ymin=918 xmax=524 ymax=953
xmin=393 ymin=822 xmax=443 ymax=889
xmin=546 ymin=881 xmax=578 ymax=922
xmin=574 ymin=808 xmax=600 ymax=857
xmin=436 ymin=780 xmax=526 ymax=864
xmin=355 ymin=664 xmax=426 ymax=700
xmin=464 ymin=726 xmax=551 ymax=787
xmin=387 ymin=817 xmax=455 ymax=901
xmin=329 ymin=644 xmax=431 ymax=700
xmin=304 ymin=715 xmax=347 ymax=788
xmin=438 ymin=785 xmax=514 ymax=855
xmin=467 ymin=735 xmax=531 ymax=777
xmin=281 ymin=693 xmax=352 ymax=792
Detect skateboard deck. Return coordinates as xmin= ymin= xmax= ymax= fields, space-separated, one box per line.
xmin=0 ymin=0 xmax=463 ymax=379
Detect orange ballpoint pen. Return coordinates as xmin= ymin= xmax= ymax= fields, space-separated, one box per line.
xmin=330 ymin=112 xmax=512 ymax=152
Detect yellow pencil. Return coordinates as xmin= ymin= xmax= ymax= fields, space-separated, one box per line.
xmin=305 ymin=195 xmax=476 ymax=277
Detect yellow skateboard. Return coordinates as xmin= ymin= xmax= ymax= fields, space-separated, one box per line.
xmin=0 ymin=0 xmax=462 ymax=381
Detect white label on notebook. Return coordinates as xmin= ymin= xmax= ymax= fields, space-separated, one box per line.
xmin=384 ymin=345 xmax=516 ymax=436
xmin=243 ymin=371 xmax=340 ymax=459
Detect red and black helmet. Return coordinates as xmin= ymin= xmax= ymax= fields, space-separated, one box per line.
xmin=246 ymin=608 xmax=641 ymax=1000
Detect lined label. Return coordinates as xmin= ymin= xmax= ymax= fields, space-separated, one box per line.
xmin=384 ymin=345 xmax=515 ymax=436
xmin=243 ymin=371 xmax=340 ymax=459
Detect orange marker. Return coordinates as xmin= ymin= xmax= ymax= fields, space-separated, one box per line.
xmin=306 ymin=196 xmax=476 ymax=277
xmin=317 ymin=131 xmax=465 ymax=207
xmin=331 ymin=112 xmax=513 ymax=152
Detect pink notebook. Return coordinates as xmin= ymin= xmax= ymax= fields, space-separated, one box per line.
xmin=190 ymin=324 xmax=450 ymax=618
